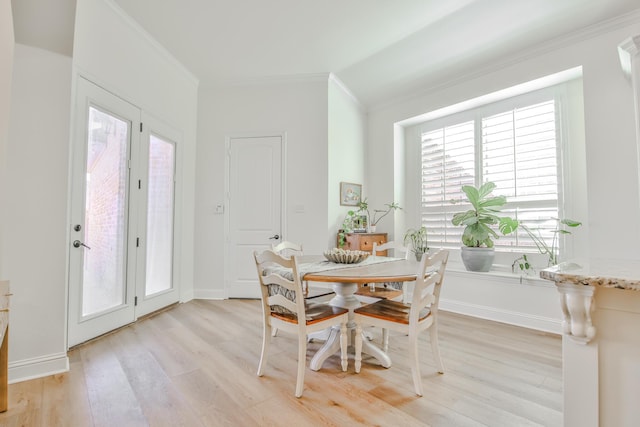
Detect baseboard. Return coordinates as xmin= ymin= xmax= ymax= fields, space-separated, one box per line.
xmin=439 ymin=298 xmax=562 ymax=334
xmin=8 ymin=352 xmax=69 ymax=384
xmin=193 ymin=288 xmax=227 ymax=300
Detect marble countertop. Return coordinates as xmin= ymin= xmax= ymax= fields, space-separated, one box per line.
xmin=540 ymin=259 xmax=640 ymax=291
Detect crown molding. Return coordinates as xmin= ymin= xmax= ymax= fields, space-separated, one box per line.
xmin=103 ymin=0 xmax=199 ymax=87
xmin=329 ymin=73 xmax=364 ymax=111
xmin=618 ymin=35 xmax=640 ymax=79
xmin=371 ymin=8 xmax=640 ymax=113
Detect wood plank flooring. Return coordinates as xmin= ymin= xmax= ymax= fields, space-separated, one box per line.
xmin=0 ymin=300 xmax=562 ymax=426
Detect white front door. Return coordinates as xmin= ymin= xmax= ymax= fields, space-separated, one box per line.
xmin=68 ymin=78 xmax=180 ymax=346
xmin=226 ymin=135 xmax=283 ymax=298
xmin=68 ymin=78 xmax=140 ymax=346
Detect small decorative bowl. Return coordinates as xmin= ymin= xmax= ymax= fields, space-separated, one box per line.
xmin=323 ymin=249 xmax=369 ymax=264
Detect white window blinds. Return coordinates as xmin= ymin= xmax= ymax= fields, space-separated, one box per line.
xmin=421 ymin=98 xmax=560 ymax=251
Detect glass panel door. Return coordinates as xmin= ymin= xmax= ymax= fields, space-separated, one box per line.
xmin=82 ymin=106 xmax=130 ymax=316
xmin=145 ymin=134 xmax=175 ymax=296
xmin=68 ymin=77 xmax=140 ymax=347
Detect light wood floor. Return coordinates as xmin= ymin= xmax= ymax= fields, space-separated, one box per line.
xmin=0 ymin=299 xmax=562 ymax=427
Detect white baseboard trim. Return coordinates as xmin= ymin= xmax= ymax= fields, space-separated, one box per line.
xmin=8 ymin=352 xmax=69 ymax=384
xmin=193 ymin=288 xmax=227 ymax=300
xmin=439 ymin=298 xmax=562 ymax=334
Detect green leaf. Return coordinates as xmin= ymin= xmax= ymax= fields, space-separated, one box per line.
xmin=561 ymin=219 xmax=582 ymax=227
xmin=461 ymin=185 xmax=480 ymax=208
xmin=499 ymin=217 xmax=519 ymax=235
xmin=477 ymin=182 xmax=496 ymax=199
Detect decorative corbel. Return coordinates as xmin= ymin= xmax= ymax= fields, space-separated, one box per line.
xmin=557 ymin=282 xmax=596 ymax=344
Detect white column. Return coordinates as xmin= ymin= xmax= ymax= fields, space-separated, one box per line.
xmin=556 ymin=282 xmax=598 ymax=427
xmin=618 ymin=36 xmax=640 ymax=217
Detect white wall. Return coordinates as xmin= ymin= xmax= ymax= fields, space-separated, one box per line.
xmin=367 ymin=16 xmax=640 ymax=332
xmin=194 ymin=77 xmax=329 ymax=298
xmin=328 ymin=75 xmax=367 ymax=245
xmin=6 ymin=44 xmax=72 ymax=380
xmin=0 ymin=0 xmax=14 ymax=279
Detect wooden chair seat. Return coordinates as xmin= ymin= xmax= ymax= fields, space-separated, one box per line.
xmin=354 ymin=299 xmax=431 ymax=324
xmin=271 ymin=303 xmax=348 ymax=325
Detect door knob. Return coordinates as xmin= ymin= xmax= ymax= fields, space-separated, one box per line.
xmin=268 ymin=234 xmax=280 ymax=240
xmin=73 ymin=240 xmax=91 ymax=249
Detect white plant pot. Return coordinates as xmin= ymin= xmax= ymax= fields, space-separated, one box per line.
xmin=460 ymin=246 xmax=495 ymax=272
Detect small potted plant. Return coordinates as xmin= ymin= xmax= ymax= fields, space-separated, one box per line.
xmin=403 ymin=226 xmax=428 ymax=261
xmin=451 ymin=182 xmax=518 ymax=271
xmin=512 ymin=218 xmax=582 ymax=274
xmin=357 ymin=198 xmax=401 ymax=232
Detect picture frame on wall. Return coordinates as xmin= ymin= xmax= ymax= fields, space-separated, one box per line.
xmin=340 ymin=182 xmax=362 ymax=206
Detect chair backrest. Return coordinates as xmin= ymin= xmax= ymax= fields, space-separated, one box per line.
xmin=254 ymin=249 xmax=305 ymax=322
xmin=372 ymin=241 xmax=410 ymax=260
xmin=409 ymin=249 xmax=449 ymax=323
xmin=271 ymin=241 xmax=303 ymax=258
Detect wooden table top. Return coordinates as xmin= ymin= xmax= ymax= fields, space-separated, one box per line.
xmin=303 ymin=258 xmax=420 ymax=284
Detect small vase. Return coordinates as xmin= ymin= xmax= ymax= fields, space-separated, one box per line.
xmin=368 ymin=225 xmax=377 ymax=233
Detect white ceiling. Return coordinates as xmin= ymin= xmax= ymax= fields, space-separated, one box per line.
xmin=12 ymin=0 xmax=640 ymax=108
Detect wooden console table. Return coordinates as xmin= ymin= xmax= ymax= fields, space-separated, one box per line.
xmin=339 ymin=232 xmax=388 ymax=255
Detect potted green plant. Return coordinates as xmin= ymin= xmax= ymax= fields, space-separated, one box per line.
xmin=337 ymin=210 xmax=359 ymax=247
xmin=451 ymin=182 xmax=518 ymax=271
xmin=512 ymin=218 xmax=582 ymax=274
xmin=403 ymin=226 xmax=428 ymax=261
xmin=356 ymin=198 xmax=401 ymax=232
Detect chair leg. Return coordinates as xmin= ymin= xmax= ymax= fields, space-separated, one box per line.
xmin=408 ymin=333 xmax=423 ymax=396
xmin=354 ymin=323 xmax=363 ymax=373
xmin=272 ymin=327 xmax=278 ymax=337
xmin=295 ymin=334 xmax=307 ymax=398
xmin=257 ymin=323 xmax=271 ymax=376
xmin=382 ymin=328 xmax=389 ymax=353
xmin=430 ymin=324 xmax=445 ymax=374
xmin=340 ymin=322 xmax=348 ymax=372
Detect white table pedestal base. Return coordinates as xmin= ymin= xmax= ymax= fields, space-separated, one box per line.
xmin=309 ymin=282 xmax=391 ymax=371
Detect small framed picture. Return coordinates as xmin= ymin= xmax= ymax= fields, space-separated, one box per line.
xmin=340 ymin=182 xmax=362 ymax=206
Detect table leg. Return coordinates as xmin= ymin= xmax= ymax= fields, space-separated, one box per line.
xmin=309 ymin=282 xmax=391 ymax=371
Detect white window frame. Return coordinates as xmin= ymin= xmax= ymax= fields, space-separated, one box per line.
xmin=402 ymin=72 xmax=587 ymax=272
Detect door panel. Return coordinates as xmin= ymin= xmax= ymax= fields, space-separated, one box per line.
xmin=135 ymin=114 xmax=181 ymax=317
xmin=226 ymin=136 xmax=283 ymax=298
xmin=68 ymin=78 xmax=140 ymax=346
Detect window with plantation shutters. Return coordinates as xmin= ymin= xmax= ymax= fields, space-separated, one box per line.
xmin=420 ymin=96 xmax=561 ymax=252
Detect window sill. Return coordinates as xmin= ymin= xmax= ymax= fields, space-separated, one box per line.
xmin=446 ymin=261 xmax=554 ymax=287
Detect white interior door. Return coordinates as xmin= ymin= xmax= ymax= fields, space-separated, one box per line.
xmin=68 ymin=78 xmax=140 ymax=346
xmin=226 ymin=135 xmax=283 ymax=298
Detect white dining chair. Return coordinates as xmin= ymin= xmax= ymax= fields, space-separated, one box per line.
xmin=355 ymin=241 xmax=409 ymax=301
xmin=253 ymin=249 xmax=349 ymax=398
xmin=271 ymin=240 xmax=303 ymax=258
xmin=353 ymin=249 xmax=449 ymax=396
xmin=271 ymin=241 xmax=334 ymax=298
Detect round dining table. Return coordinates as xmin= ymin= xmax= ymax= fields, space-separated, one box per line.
xmin=301 ymin=256 xmax=420 ymax=371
